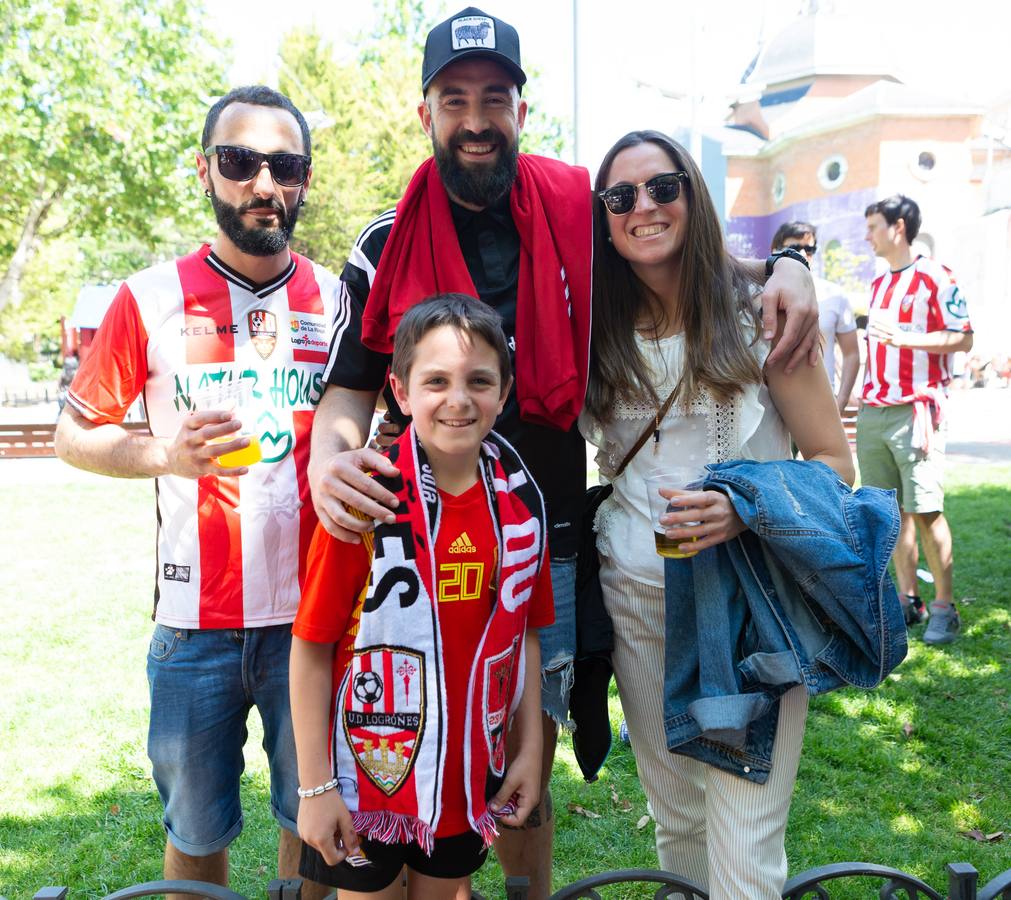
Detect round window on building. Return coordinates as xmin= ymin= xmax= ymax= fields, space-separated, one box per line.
xmin=911 ymin=149 xmax=938 ymax=181
xmin=772 ymin=172 xmax=786 ymax=206
xmin=817 ymin=155 xmax=848 ymax=190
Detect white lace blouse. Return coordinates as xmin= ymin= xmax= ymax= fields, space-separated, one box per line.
xmin=579 ymin=329 xmax=791 ymax=588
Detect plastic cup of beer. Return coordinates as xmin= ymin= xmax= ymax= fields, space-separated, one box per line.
xmin=191 ymin=378 xmax=262 ymax=467
xmin=644 ymin=466 xmax=706 ymax=559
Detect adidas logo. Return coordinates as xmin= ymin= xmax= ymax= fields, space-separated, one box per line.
xmin=448 ymin=532 xmax=478 ymax=554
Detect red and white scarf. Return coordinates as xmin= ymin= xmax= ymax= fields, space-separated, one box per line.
xmin=910 ymin=387 xmax=946 ymax=453
xmin=330 ymin=426 xmax=548 ymax=852
xmin=360 ymin=154 xmax=592 ymax=430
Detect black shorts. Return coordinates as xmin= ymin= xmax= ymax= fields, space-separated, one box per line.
xmin=299 ymin=830 xmax=488 ymax=891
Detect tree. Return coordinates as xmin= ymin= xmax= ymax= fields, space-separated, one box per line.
xmin=823 ymin=242 xmax=873 ymax=314
xmin=279 ymin=22 xmax=432 ymax=271
xmin=0 ymin=0 xmax=226 ymax=314
xmin=280 ymin=0 xmax=570 ymax=271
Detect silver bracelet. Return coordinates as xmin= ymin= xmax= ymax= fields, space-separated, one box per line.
xmin=297 ymin=777 xmax=339 ymax=798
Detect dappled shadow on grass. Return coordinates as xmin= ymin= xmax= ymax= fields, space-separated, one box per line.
xmin=777 ymin=466 xmax=1011 ymax=891
xmin=1 ymin=771 xmax=286 ymax=899
xmin=787 ymin=611 xmax=1011 ymax=889
xmin=472 ymin=691 xmax=661 ymax=899
xmin=1 ymin=781 xmax=165 ymax=896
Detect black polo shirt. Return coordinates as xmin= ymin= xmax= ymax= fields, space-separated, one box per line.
xmin=326 ymin=199 xmax=585 ymax=558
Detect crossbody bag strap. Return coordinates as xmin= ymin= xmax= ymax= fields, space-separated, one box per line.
xmin=612 ymin=387 xmax=679 ymax=479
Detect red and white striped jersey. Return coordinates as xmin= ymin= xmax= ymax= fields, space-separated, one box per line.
xmin=861 ymin=256 xmax=972 ymax=407
xmin=68 ymin=245 xmax=346 ymax=629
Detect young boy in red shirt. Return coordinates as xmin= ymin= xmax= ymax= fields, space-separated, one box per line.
xmin=291 ymin=293 xmax=553 ymax=898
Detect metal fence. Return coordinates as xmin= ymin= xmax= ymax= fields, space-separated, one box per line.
xmin=22 ymin=861 xmax=1011 ymax=900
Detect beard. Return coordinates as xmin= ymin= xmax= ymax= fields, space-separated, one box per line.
xmin=209 ymin=186 xmax=301 ymax=257
xmin=432 ymin=128 xmax=519 ymax=208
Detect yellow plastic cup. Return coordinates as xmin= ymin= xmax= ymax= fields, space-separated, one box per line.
xmin=191 ymin=377 xmax=262 ymax=468
xmin=212 ymin=433 xmax=262 ymax=467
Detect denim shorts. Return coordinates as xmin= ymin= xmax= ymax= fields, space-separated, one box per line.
xmin=539 ymin=556 xmax=576 ymax=727
xmin=146 ymin=623 xmax=299 ymax=856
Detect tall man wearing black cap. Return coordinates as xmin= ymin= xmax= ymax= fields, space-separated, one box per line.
xmin=308 ymin=8 xmax=820 ymax=895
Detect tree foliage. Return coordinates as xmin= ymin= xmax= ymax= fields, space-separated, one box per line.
xmin=0 ymin=0 xmax=226 ymax=325
xmin=823 ymin=242 xmax=873 ymax=313
xmin=280 ymin=21 xmax=432 ymax=272
xmin=283 ymin=0 xmax=570 ymax=271
xmin=1 ymin=0 xmax=571 ymax=358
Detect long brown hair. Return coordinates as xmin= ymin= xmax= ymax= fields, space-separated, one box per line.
xmin=585 ymin=130 xmax=763 ymax=421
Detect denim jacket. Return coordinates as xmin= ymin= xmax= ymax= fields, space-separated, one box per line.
xmin=663 ymin=459 xmax=906 ymax=783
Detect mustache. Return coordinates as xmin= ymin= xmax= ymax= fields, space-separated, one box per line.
xmin=237 ymin=197 xmax=287 ymax=218
xmin=450 ymin=129 xmax=503 ymax=149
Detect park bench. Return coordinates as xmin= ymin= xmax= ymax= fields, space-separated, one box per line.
xmin=0 ymin=422 xmax=149 ymax=459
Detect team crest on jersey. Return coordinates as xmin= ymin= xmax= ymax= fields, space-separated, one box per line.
xmin=248 ymin=309 xmax=277 ymax=359
xmin=484 ymin=641 xmax=518 ymax=776
xmin=343 ymin=647 xmax=425 ymax=797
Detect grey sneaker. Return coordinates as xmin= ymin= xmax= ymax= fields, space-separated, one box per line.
xmin=922 ymin=603 xmax=960 ymax=645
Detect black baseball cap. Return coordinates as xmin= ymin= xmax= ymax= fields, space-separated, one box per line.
xmin=422 ymin=7 xmax=527 ymax=93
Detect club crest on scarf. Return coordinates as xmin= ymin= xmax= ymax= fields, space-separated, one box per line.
xmin=343 ymin=647 xmax=426 ymax=797
xmin=483 ymin=639 xmax=519 ymax=776
xmin=330 ymin=427 xmax=548 ymax=851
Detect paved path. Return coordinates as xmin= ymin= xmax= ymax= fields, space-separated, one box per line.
xmin=942 ymin=385 xmax=1011 ymax=463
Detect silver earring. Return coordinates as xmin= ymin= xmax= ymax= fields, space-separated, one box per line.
xmin=204 ymin=189 xmax=210 ymax=198
xmin=606 ymin=235 xmax=613 ymax=243
xmin=299 ymin=198 xmax=306 ymax=207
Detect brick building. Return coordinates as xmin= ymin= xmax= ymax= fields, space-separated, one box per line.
xmin=718 ymin=10 xmax=1011 ymax=352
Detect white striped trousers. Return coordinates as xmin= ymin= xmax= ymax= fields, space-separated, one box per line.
xmin=600 ymin=559 xmax=808 ymax=900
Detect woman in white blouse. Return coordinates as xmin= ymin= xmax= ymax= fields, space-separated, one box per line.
xmin=580 ymin=131 xmax=853 ymax=899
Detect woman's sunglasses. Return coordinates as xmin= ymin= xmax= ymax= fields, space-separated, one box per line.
xmin=203 ymin=145 xmax=311 ymax=187
xmin=597 ymin=171 xmax=688 ymax=216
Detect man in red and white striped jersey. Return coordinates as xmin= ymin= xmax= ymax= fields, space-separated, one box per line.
xmin=55 ymin=86 xmax=338 ymax=897
xmin=857 ymin=194 xmax=973 ymax=645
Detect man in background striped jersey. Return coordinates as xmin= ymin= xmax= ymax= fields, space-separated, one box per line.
xmin=858 ymin=194 xmax=974 ymax=644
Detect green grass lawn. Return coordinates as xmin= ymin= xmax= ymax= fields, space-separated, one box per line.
xmin=1 ymin=463 xmax=1009 ymax=898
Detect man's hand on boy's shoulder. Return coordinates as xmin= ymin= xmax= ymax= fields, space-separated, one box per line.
xmin=311 ymin=447 xmax=401 ymax=543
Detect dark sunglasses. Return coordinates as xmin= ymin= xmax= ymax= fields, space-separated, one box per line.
xmin=203 ymin=145 xmax=311 ymax=187
xmin=597 ymin=171 xmax=688 ymax=216
xmin=788 ymin=243 xmax=818 ymax=256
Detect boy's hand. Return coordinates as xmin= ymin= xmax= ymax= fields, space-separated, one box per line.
xmin=489 ymin=749 xmax=542 ymax=828
xmin=369 ymin=410 xmax=404 ymax=451
xmin=297 ymin=790 xmax=360 ymax=866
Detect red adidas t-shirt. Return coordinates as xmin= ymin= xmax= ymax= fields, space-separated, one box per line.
xmin=294 ymin=478 xmax=554 ymax=836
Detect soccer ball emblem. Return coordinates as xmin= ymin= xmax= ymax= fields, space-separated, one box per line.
xmin=353 ymin=671 xmax=384 ymax=705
